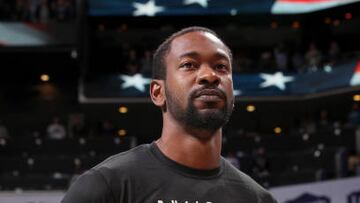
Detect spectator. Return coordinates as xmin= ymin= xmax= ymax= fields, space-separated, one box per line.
xmin=335 ymin=147 xmax=348 ymax=178
xmin=68 ymin=113 xmax=89 ymax=137
xmin=52 ymin=0 xmax=74 ymax=21
xmin=0 ymin=0 xmax=75 ymax=22
xmin=347 ymin=150 xmax=360 ymax=176
xmin=125 ymin=63 xmax=139 ymax=75
xmin=124 ymin=48 xmax=140 ymax=75
xmin=236 ymin=52 xmax=253 ymax=73
xmin=305 ymin=42 xmax=322 ymax=72
xmin=225 ymin=151 xmax=240 ymax=169
xmin=28 ymin=0 xmax=39 ymax=22
xmin=357 ymin=128 xmax=360 ymax=155
xmin=328 ymin=40 xmax=340 ymax=62
xmin=140 ymin=50 xmax=153 ymax=75
xmin=318 ymin=109 xmax=330 ymax=129
xmin=258 ymin=51 xmax=275 ymax=72
xmin=348 ymin=103 xmax=360 ymax=127
xmin=47 ymin=116 xmax=66 ymax=139
xmin=273 ymin=43 xmax=288 ymax=71
xmin=0 ymin=120 xmax=9 ymax=138
xmin=13 ymin=0 xmax=29 ymax=21
xmin=35 ymin=0 xmax=50 ymax=23
xmin=98 ymin=120 xmax=116 ymax=137
xmin=251 ymin=147 xmax=270 ymax=187
xmin=291 ymin=51 xmax=305 ymax=73
xmin=127 ymin=48 xmax=138 ymax=65
xmin=301 ymin=117 xmax=317 ymax=134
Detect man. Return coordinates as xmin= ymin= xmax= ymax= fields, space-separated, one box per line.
xmin=62 ymin=26 xmax=278 ymax=203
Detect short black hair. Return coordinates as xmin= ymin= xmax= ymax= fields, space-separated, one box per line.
xmin=152 ymin=26 xmax=232 ymax=80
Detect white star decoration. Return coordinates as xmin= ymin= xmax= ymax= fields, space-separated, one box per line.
xmin=230 ymin=9 xmax=238 ymax=16
xmin=233 ymin=89 xmax=242 ymax=96
xmin=323 ymin=65 xmax=333 ymax=73
xmin=119 ymin=73 xmax=151 ymax=92
xmin=183 ymin=0 xmax=209 ymax=8
xmin=132 ymin=0 xmax=165 ymax=17
xmin=259 ymin=72 xmax=294 ymax=90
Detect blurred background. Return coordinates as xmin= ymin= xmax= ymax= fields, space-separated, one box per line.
xmin=0 ymin=0 xmax=360 ymax=202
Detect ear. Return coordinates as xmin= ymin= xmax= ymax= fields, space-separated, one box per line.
xmin=150 ymin=80 xmax=165 ymax=108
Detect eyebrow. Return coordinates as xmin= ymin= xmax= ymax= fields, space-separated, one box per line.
xmin=179 ymin=51 xmax=230 ymax=61
xmin=179 ymin=51 xmax=200 ymax=59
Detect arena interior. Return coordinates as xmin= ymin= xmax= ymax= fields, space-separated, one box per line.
xmin=0 ymin=0 xmax=360 ymax=202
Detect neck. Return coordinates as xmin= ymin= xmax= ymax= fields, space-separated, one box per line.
xmin=156 ymin=114 xmax=222 ymax=170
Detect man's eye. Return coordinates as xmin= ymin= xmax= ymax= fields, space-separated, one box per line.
xmin=180 ymin=62 xmax=195 ymax=69
xmin=215 ymin=64 xmax=228 ymax=71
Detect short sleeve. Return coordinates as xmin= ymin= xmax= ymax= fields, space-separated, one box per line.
xmin=61 ymin=170 xmax=114 ymax=203
xmin=261 ymin=191 xmax=279 ymax=203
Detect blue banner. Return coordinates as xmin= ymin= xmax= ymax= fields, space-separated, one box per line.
xmin=80 ymin=60 xmax=360 ymax=102
xmin=88 ymin=0 xmax=360 ymax=16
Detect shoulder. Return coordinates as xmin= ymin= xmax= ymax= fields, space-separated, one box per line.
xmin=94 ymin=144 xmax=151 ymax=170
xmin=90 ymin=143 xmax=153 ymax=181
xmin=62 ymin=169 xmax=113 ymax=203
xmin=222 ymin=158 xmax=278 ymax=203
xmin=62 ymin=144 xmax=152 ymax=203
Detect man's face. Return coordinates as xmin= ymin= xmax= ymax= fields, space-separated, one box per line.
xmin=164 ymin=31 xmax=234 ymax=131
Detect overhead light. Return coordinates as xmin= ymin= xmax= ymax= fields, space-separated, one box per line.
xmin=118 ymin=129 xmax=127 ymax=136
xmin=246 ymin=105 xmax=256 ymax=112
xmin=353 ymin=94 xmax=360 ymax=101
xmin=40 ymin=74 xmax=50 ymax=82
xmin=74 ymin=158 xmax=81 ymax=166
xmin=274 ymin=127 xmax=282 ymax=134
xmin=230 ymin=9 xmax=238 ymax=16
xmin=302 ymin=133 xmax=309 ymax=141
xmin=71 ymin=50 xmax=78 ymax=59
xmin=314 ymin=150 xmax=321 ymax=158
xmin=118 ymin=106 xmax=128 ymax=114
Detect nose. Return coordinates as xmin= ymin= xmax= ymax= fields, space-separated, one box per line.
xmin=196 ymin=64 xmax=220 ymax=86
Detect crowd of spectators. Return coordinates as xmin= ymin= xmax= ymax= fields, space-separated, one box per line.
xmin=231 ymin=40 xmax=343 ymax=73
xmin=114 ymin=40 xmax=348 ymax=77
xmin=0 ymin=0 xmax=76 ymax=23
xmin=234 ymin=40 xmax=344 ymax=73
xmin=221 ymin=105 xmax=360 ymax=187
xmin=0 ymin=113 xmax=121 ymax=141
xmin=2 ymin=101 xmax=360 ymax=188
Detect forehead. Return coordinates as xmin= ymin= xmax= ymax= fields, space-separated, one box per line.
xmin=168 ymin=31 xmax=230 ymax=59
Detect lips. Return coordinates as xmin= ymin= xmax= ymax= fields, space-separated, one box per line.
xmin=193 ymin=88 xmax=225 ymax=101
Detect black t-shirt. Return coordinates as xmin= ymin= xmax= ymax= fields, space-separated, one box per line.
xmin=62 ymin=143 xmax=278 ymax=203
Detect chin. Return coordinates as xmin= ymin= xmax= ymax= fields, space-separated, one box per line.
xmin=189 ymin=111 xmax=228 ymax=131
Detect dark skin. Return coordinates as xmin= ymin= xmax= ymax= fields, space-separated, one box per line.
xmin=150 ymin=31 xmax=234 ymax=170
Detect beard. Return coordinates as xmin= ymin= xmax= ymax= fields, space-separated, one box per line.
xmin=165 ymin=86 xmax=233 ymax=131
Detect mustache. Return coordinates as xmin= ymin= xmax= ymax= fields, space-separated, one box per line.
xmin=190 ymin=86 xmax=226 ymax=100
